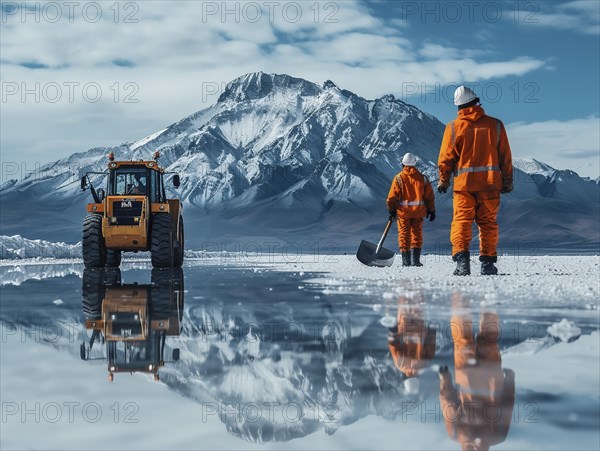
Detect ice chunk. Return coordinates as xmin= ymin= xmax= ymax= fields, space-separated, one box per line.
xmin=379 ymin=315 xmax=397 ymax=328
xmin=547 ymin=318 xmax=582 ymax=342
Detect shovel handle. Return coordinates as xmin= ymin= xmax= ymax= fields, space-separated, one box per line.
xmin=375 ymin=218 xmax=393 ymax=254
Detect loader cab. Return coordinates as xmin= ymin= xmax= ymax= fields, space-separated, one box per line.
xmin=108 ymin=164 xmax=166 ymax=203
xmin=82 ymin=151 xmax=184 ymax=268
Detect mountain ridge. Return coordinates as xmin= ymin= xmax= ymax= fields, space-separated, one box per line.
xmin=1 ymin=72 xmax=598 ymax=250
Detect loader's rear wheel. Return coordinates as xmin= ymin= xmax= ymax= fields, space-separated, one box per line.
xmin=151 ymin=214 xmax=173 ymax=268
xmin=105 ymin=249 xmax=122 ymax=267
xmin=173 ymin=216 xmax=184 ymax=267
xmin=83 ymin=214 xmax=106 ymax=268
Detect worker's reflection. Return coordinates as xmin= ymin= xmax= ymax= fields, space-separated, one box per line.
xmin=80 ymin=267 xmax=184 ymax=382
xmin=388 ymin=293 xmax=437 ymax=394
xmin=439 ymin=291 xmax=515 ymax=451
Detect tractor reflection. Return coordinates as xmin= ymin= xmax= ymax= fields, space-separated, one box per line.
xmin=80 ymin=267 xmax=184 ymax=382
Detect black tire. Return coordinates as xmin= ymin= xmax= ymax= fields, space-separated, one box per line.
xmin=82 ymin=268 xmax=122 ymax=318
xmin=105 ymin=249 xmax=122 ymax=267
xmin=150 ymin=267 xmax=184 ymax=319
xmin=151 ymin=214 xmax=173 ymax=268
xmin=83 ymin=214 xmax=106 ymax=268
xmin=82 ymin=268 xmax=105 ymax=319
xmin=173 ymin=216 xmax=184 ymax=267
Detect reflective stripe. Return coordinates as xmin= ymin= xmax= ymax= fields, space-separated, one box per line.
xmin=452 ymin=119 xmax=503 ymax=178
xmin=457 ymin=165 xmax=500 ymax=175
xmin=399 ymin=200 xmax=425 ymax=206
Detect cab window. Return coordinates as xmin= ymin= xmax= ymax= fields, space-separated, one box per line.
xmin=111 ymin=168 xmax=149 ymax=196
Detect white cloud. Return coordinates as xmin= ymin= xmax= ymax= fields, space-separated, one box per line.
xmin=0 ymin=0 xmax=550 ymax=174
xmin=515 ymin=0 xmax=600 ymax=35
xmin=418 ymin=43 xmax=489 ymax=60
xmin=507 ymin=116 xmax=600 ymax=179
xmin=386 ymin=57 xmax=545 ymax=89
xmin=301 ymin=33 xmax=413 ymax=65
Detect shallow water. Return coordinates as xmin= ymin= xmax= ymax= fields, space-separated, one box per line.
xmin=1 ymin=260 xmax=599 ymax=450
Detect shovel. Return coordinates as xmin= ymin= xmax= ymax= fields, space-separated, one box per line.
xmin=356 ymin=218 xmax=396 ymax=267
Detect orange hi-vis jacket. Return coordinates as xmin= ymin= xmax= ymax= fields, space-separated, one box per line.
xmin=438 ymin=106 xmax=513 ymax=192
xmin=387 ymin=166 xmax=435 ymax=219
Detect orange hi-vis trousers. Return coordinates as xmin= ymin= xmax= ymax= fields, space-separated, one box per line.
xmin=397 ymin=218 xmax=423 ymax=252
xmin=451 ymin=191 xmax=500 ymax=257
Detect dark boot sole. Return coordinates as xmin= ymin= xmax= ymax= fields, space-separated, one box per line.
xmin=481 ymin=270 xmax=499 ymax=275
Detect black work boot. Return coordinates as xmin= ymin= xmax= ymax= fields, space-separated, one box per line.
xmin=412 ymin=248 xmax=423 ymax=267
xmin=480 ymin=255 xmax=498 ymax=275
xmin=452 ymin=251 xmax=471 ymax=276
xmin=401 ymin=251 xmax=412 ymax=267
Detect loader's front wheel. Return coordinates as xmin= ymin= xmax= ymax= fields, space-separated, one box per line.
xmin=105 ymin=249 xmax=122 ymax=267
xmin=151 ymin=214 xmax=173 ymax=268
xmin=83 ymin=214 xmax=106 ymax=268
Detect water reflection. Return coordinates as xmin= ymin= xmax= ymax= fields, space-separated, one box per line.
xmin=388 ymin=293 xmax=437 ymax=395
xmin=3 ymin=264 xmax=597 ymax=449
xmin=439 ymin=292 xmax=515 ymax=451
xmin=80 ymin=268 xmax=184 ymax=382
xmin=173 ymin=292 xmax=407 ymax=443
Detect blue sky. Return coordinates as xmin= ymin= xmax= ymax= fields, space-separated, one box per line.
xmin=1 ymin=0 xmax=599 ymax=178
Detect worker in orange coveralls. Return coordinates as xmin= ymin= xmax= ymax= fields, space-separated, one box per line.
xmin=438 ymin=292 xmax=515 ymax=450
xmin=437 ymin=86 xmax=513 ymax=276
xmin=388 ymin=294 xmax=437 ymax=395
xmin=387 ymin=152 xmax=436 ymax=267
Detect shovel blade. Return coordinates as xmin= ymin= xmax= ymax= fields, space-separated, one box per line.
xmin=356 ymin=240 xmax=396 ymax=267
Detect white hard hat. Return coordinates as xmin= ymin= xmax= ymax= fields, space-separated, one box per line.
xmin=454 ymin=86 xmax=478 ymax=106
xmin=402 ymin=152 xmax=417 ymax=166
xmin=404 ymin=377 xmax=420 ymax=395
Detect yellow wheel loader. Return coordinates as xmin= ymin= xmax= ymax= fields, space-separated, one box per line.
xmin=81 ymin=151 xmax=184 ymax=268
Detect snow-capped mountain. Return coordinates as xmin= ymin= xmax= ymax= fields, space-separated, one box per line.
xmin=0 ymin=235 xmax=82 ymax=260
xmin=1 ymin=72 xmax=598 ymax=250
